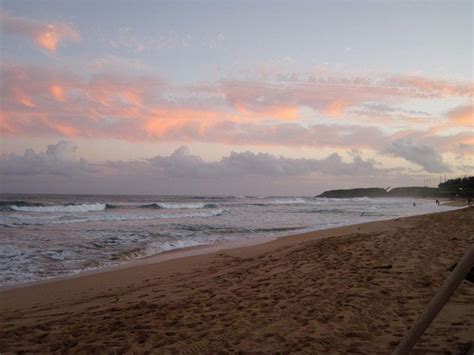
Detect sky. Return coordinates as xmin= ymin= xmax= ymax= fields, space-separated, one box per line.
xmin=0 ymin=0 xmax=472 ymax=195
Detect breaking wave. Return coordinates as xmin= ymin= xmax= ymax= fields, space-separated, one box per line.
xmin=115 ymin=239 xmax=212 ymax=261
xmin=140 ymin=202 xmax=218 ymax=209
xmin=105 ymin=204 xmax=120 ymax=209
xmin=112 ymin=224 xmax=306 ymax=262
xmin=1 ymin=208 xmax=225 ymax=226
xmin=9 ymin=203 xmax=107 ymax=213
xmin=0 ymin=201 xmax=44 ymax=211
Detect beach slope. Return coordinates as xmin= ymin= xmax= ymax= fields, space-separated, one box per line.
xmin=1 ymin=208 xmax=473 ymax=353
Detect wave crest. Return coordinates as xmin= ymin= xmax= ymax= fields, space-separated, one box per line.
xmin=1 ymin=207 xmax=224 ymax=226
xmin=0 ymin=201 xmax=44 ymax=211
xmin=10 ymin=203 xmax=107 ymax=213
xmin=140 ymin=202 xmax=218 ymax=209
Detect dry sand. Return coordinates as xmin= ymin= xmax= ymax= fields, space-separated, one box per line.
xmin=1 ymin=208 xmax=473 ymax=353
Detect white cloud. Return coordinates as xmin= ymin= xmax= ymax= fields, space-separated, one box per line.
xmin=0 ymin=140 xmax=94 ymax=176
xmin=144 ymin=146 xmax=385 ymax=178
xmin=2 ymin=141 xmax=447 ymax=194
xmin=1 ymin=141 xmax=389 ymax=179
xmin=383 ymin=138 xmax=451 ymax=173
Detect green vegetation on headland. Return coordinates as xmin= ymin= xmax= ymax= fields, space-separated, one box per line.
xmin=317 ymin=176 xmax=474 ymax=199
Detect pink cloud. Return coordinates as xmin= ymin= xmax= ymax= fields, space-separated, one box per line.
xmin=425 ymin=102 xmax=473 ymax=135
xmin=446 ymin=103 xmax=473 ymax=126
xmin=216 ymin=72 xmax=473 ymax=120
xmin=1 ymin=63 xmax=472 ymax=159
xmin=0 ymin=64 xmax=165 ymax=139
xmin=0 ymin=64 xmax=388 ymax=148
xmin=385 ymin=74 xmax=473 ymax=98
xmin=0 ymin=10 xmax=79 ymax=51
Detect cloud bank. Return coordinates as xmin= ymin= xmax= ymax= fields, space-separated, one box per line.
xmin=2 ymin=141 xmax=459 ymax=194
xmin=0 ymin=141 xmax=386 ymax=178
xmin=143 ymin=146 xmax=384 ymax=178
xmin=0 ymin=141 xmax=93 ymax=176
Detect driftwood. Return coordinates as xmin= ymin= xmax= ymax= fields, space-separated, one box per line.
xmin=393 ymin=243 xmax=474 ymax=354
xmin=448 ymin=263 xmax=474 ymax=283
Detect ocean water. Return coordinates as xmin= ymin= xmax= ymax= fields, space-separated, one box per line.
xmin=0 ymin=194 xmax=459 ymax=287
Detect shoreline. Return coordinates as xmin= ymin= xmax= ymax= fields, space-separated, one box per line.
xmin=1 ymin=207 xmax=473 ymax=352
xmin=0 ymin=234 xmax=279 ymax=292
xmin=1 ymin=209 xmax=434 ymax=295
xmin=1 ymin=206 xmax=463 ymax=293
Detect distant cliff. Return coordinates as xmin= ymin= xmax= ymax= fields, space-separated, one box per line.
xmin=316 ymin=177 xmax=473 ymax=199
xmin=317 ymin=188 xmax=387 ymax=198
xmin=317 ymin=187 xmax=445 ymax=198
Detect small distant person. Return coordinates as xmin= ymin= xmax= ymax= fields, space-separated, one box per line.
xmin=436 ymin=199 xmax=440 ymax=206
xmin=413 ymin=202 xmax=416 ymax=207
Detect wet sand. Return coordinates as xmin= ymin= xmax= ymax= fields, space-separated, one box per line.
xmin=1 ymin=208 xmax=473 ymax=353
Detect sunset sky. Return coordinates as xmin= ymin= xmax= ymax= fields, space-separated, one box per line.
xmin=0 ymin=1 xmax=472 ymax=195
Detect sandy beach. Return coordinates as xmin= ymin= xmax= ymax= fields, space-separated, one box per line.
xmin=1 ymin=207 xmax=473 ymax=353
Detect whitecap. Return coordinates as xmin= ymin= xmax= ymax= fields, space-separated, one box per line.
xmin=10 ymin=203 xmax=107 ymax=213
xmin=147 ymin=202 xmax=218 ymax=209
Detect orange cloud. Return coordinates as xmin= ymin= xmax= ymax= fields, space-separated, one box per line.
xmin=264 ymin=106 xmax=299 ymax=120
xmin=48 ymin=122 xmax=79 ymax=137
xmin=120 ymin=90 xmax=143 ymax=107
xmin=426 ymin=103 xmax=473 ymax=135
xmin=1 ymin=63 xmax=472 ymax=159
xmin=85 ymin=73 xmax=161 ymax=112
xmin=217 ymin=73 xmax=473 ymax=122
xmin=233 ymin=103 xmax=299 ymax=121
xmin=49 ymin=84 xmax=66 ymax=102
xmin=36 ymin=26 xmax=61 ymax=51
xmin=0 ymin=112 xmax=17 ymax=134
xmin=458 ymin=135 xmax=474 ymax=146
xmin=0 ymin=11 xmax=79 ymax=52
xmin=447 ymin=104 xmax=473 ymax=126
xmin=324 ymin=100 xmax=348 ymax=117
xmin=10 ymin=87 xmax=36 ymax=107
xmin=18 ymin=96 xmax=35 ymax=107
xmin=144 ymin=107 xmax=233 ymax=138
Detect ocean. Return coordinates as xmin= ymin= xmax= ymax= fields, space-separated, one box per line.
xmin=0 ymin=194 xmax=459 ymax=287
